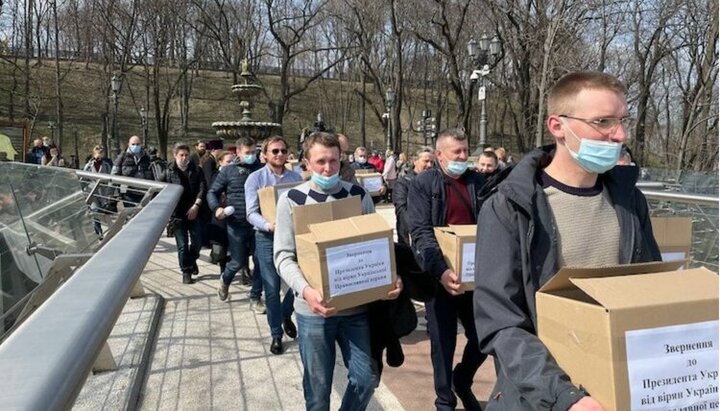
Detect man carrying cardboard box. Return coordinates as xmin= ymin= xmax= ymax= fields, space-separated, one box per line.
xmin=245 ymin=136 xmax=303 ymax=355
xmin=274 ymin=131 xmax=403 ymax=411
xmin=406 ymin=129 xmax=488 ymax=411
xmin=473 ymin=71 xmax=661 ymax=411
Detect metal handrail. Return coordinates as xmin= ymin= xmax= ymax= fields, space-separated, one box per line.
xmin=640 ymin=189 xmax=719 ymax=207
xmin=0 ymin=166 xmax=181 ymax=410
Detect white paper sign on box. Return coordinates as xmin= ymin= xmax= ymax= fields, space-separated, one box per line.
xmin=461 ymin=243 xmax=476 ymax=283
xmin=361 ymin=176 xmax=383 ymax=193
xmin=661 ymin=251 xmax=687 ymax=262
xmin=325 ymin=237 xmax=393 ymax=297
xmin=625 ymin=320 xmax=719 ymax=410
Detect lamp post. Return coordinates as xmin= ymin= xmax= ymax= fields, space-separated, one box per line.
xmin=72 ymin=125 xmax=79 ymax=169
xmin=140 ymin=106 xmax=148 ymax=143
xmin=384 ymin=88 xmax=395 ymax=150
xmin=110 ymin=74 xmax=123 ymax=156
xmin=47 ymin=121 xmax=56 ymax=145
xmin=468 ymin=33 xmax=501 ymax=147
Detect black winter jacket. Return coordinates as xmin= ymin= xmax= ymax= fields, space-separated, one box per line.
xmin=392 ymin=169 xmax=417 ymax=246
xmin=473 ymin=146 xmax=661 ymax=411
xmin=166 ymin=161 xmax=206 ymax=220
xmin=406 ymin=168 xmax=486 ymax=280
xmin=112 ymin=150 xmax=154 ymax=180
xmin=206 ymin=160 xmax=261 ymax=226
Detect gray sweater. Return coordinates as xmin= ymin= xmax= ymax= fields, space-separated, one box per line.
xmin=273 ymin=180 xmax=375 ymax=316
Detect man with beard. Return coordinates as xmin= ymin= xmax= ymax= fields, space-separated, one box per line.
xmin=245 ymin=136 xmax=302 ymax=354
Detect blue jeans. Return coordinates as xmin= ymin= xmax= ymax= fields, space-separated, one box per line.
xmin=297 ymin=313 xmax=379 ymax=411
xmin=174 ymin=218 xmax=202 ymax=273
xmin=255 ymin=231 xmax=294 ymax=337
xmin=222 ymin=224 xmax=263 ymax=300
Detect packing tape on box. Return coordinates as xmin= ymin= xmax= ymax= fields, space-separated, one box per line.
xmin=537 ymin=316 xmax=615 ymax=361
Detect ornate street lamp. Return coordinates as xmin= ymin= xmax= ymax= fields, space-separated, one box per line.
xmin=468 ymin=33 xmax=502 ymax=147
xmin=140 ymin=106 xmax=148 ymax=143
xmin=110 ymin=74 xmax=123 ymax=156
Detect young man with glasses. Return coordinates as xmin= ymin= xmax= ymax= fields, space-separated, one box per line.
xmin=244 ymin=136 xmax=302 ymax=355
xmin=473 ymin=71 xmax=661 ymax=411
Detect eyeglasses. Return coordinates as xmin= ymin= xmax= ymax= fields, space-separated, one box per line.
xmin=559 ymin=115 xmax=634 ymax=132
xmin=271 ymin=148 xmax=288 ymax=155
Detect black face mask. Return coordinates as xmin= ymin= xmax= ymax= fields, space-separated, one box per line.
xmin=480 ymin=169 xmax=499 ymax=178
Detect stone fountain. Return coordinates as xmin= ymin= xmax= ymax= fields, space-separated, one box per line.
xmin=212 ymin=60 xmax=283 ymax=140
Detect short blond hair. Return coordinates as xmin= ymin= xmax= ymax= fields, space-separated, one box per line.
xmin=547 ymin=71 xmax=627 ymax=115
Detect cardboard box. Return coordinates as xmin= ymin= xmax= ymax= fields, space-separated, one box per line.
xmin=293 ymin=197 xmax=397 ymax=311
xmin=257 ymin=181 xmax=302 ymax=224
xmin=651 ymin=217 xmax=693 ymax=263
xmin=537 ymin=261 xmax=718 ymax=411
xmin=356 ymin=172 xmax=384 ymax=196
xmin=434 ymin=225 xmax=476 ymax=292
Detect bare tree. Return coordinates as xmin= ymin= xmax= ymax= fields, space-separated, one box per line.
xmin=264 ymin=0 xmax=347 ymax=126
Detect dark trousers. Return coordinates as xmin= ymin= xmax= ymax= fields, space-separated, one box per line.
xmin=174 ymin=218 xmax=202 ymax=274
xmin=425 ymin=289 xmax=487 ymax=410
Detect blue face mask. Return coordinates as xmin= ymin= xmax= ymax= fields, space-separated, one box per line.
xmin=129 ymin=144 xmax=142 ymax=155
xmin=563 ymin=122 xmax=621 ymax=174
xmin=311 ymin=172 xmax=340 ymax=191
xmin=241 ymin=154 xmax=256 ymax=165
xmin=445 ymin=160 xmax=468 ymax=177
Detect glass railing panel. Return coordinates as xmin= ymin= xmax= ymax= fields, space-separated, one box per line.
xmin=0 ymin=162 xmax=98 ymax=338
xmin=648 ymin=198 xmax=719 ymax=271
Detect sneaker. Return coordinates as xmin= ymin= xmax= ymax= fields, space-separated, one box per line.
xmin=217 ymin=279 xmax=229 ymax=301
xmin=250 ymin=298 xmax=266 ymax=314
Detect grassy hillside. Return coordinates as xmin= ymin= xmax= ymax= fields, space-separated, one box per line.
xmin=0 ymin=59 xmax=398 ymax=159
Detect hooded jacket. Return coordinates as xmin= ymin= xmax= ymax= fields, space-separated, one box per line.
xmin=473 ymin=146 xmax=661 ymax=410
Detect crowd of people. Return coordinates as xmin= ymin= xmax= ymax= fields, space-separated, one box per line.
xmin=22 ymin=70 xmax=658 ymax=411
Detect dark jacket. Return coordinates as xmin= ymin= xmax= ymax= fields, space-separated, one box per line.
xmin=200 ymin=153 xmax=217 ymax=190
xmin=407 ymin=168 xmax=486 ymax=280
xmin=392 ymin=169 xmax=417 ymax=246
xmin=473 ymin=146 xmax=661 ymax=411
xmin=166 ymin=161 xmax=206 ymax=220
xmin=206 ymin=160 xmax=261 ymax=226
xmin=112 ymin=150 xmax=154 ymax=181
xmin=340 ymin=159 xmax=358 ymax=184
xmin=351 ymin=161 xmax=376 ymax=171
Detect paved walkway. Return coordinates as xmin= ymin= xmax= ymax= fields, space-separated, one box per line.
xmin=79 ymin=205 xmax=496 ymax=410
